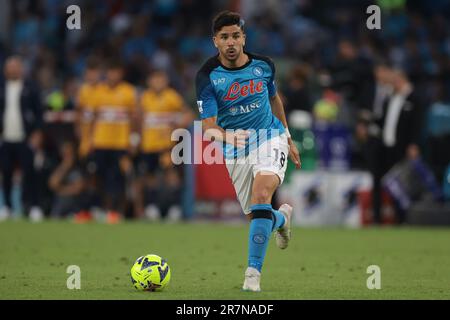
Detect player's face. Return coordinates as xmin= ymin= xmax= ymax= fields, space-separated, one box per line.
xmin=84 ymin=68 xmax=101 ymax=84
xmin=106 ymin=68 xmax=123 ymax=85
xmin=213 ymin=25 xmax=246 ymax=62
xmin=148 ymin=72 xmax=168 ymax=92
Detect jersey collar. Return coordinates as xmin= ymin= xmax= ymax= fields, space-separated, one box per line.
xmin=216 ymin=51 xmax=252 ymax=71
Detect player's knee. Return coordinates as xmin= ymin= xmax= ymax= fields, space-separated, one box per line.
xmin=252 ymin=188 xmax=272 ymax=204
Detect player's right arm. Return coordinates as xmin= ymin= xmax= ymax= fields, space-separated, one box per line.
xmin=202 ymin=116 xmax=248 ymax=147
xmin=196 ymin=66 xmax=247 ymax=147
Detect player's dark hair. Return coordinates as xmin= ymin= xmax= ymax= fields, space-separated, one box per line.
xmin=212 ymin=11 xmax=245 ymax=35
xmin=150 ymin=68 xmax=167 ymax=77
xmin=105 ymin=57 xmax=123 ymax=70
xmin=85 ymin=56 xmax=101 ymax=70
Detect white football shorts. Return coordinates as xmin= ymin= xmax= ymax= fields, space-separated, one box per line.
xmin=225 ymin=133 xmax=289 ymax=215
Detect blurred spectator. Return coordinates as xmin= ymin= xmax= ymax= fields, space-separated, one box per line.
xmin=350 ymin=111 xmax=381 ymax=172
xmin=426 ymin=82 xmax=450 ymax=185
xmin=119 ymin=152 xmax=139 ymax=220
xmin=48 ymin=140 xmax=85 ymax=218
xmin=145 ymin=163 xmax=183 ymax=222
xmin=354 ymin=62 xmax=394 ymax=224
xmin=134 ymin=70 xmax=194 ymax=220
xmin=350 ymin=109 xmax=386 ymax=223
xmin=91 ymin=59 xmax=137 ymax=223
xmin=75 ymin=56 xmax=102 ymax=161
xmin=375 ymin=68 xmax=426 ymax=223
xmin=360 ymin=61 xmax=394 ymax=120
xmin=329 ymin=39 xmax=373 ymax=110
xmin=42 ymin=75 xmax=78 ymax=150
xmin=0 ymin=55 xmax=43 ymax=221
xmin=312 ymin=89 xmax=340 ymax=123
xmin=72 ymin=56 xmax=103 ymax=223
xmin=32 ymin=130 xmax=57 ymax=217
xmin=282 ymin=64 xmax=312 ymax=114
xmin=380 ymin=68 xmax=424 ymax=166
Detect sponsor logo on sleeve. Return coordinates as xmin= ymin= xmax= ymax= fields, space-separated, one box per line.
xmin=197 ymin=100 xmax=203 ymax=113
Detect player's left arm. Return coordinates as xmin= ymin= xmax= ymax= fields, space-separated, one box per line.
xmin=270 ymin=93 xmax=301 ymax=169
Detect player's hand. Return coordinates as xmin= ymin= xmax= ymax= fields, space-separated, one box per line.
xmin=226 ymin=129 xmax=250 ymax=148
xmin=288 ymin=138 xmax=301 ymax=169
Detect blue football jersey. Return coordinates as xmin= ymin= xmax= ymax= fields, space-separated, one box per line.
xmin=195 ymin=52 xmax=285 ymax=158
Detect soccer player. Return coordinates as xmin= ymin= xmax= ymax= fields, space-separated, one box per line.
xmin=73 ymin=57 xmax=102 ymax=223
xmin=135 ymin=70 xmax=194 ymax=219
xmin=195 ymin=11 xmax=301 ymax=292
xmin=90 ymin=59 xmax=137 ymax=223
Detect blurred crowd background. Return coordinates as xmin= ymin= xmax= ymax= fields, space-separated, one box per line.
xmin=0 ymin=0 xmax=449 ymax=224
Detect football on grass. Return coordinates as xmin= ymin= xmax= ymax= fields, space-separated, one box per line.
xmin=130 ymin=254 xmax=171 ymax=291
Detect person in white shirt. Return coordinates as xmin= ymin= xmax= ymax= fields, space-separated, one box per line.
xmin=374 ymin=68 xmax=424 ymax=224
xmin=381 ymin=69 xmax=421 ymax=165
xmin=0 ymin=56 xmax=43 ymax=222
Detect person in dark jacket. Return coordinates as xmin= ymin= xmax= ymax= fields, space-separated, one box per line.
xmin=373 ymin=68 xmax=425 ymax=224
xmin=378 ymin=68 xmax=423 ymax=170
xmin=0 ymin=55 xmax=44 ymax=221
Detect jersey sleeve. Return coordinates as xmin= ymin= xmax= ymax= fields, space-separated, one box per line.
xmin=195 ymin=69 xmax=218 ymax=119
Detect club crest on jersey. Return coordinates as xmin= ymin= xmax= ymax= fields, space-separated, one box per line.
xmin=223 ymin=80 xmax=264 ymax=101
xmin=252 ymin=66 xmax=264 ymax=77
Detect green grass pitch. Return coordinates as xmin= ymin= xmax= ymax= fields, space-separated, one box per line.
xmin=0 ymin=220 xmax=449 ymax=299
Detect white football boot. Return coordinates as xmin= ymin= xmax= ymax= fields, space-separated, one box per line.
xmin=242 ymin=267 xmax=261 ymax=292
xmin=275 ymin=204 xmax=293 ymax=249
